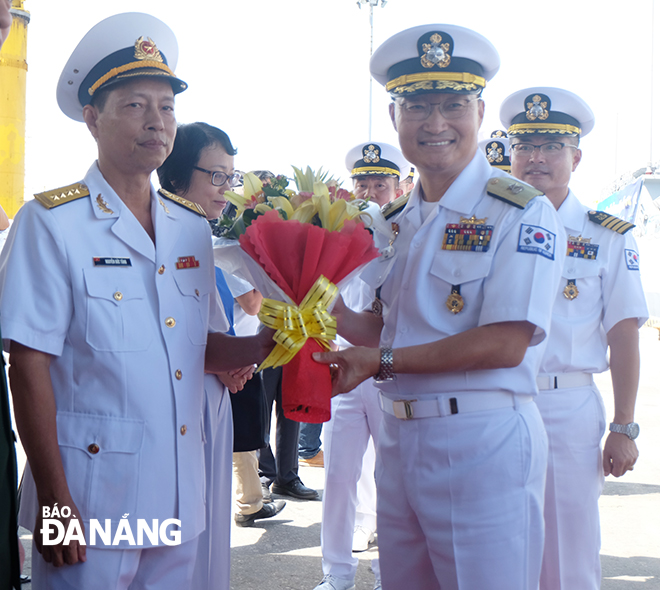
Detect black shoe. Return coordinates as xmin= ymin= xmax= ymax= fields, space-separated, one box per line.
xmin=262 ymin=482 xmax=273 ymax=503
xmin=272 ymin=478 xmax=320 ymax=500
xmin=234 ymin=500 xmax=286 ymax=527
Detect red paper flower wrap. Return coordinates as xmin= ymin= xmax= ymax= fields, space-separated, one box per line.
xmin=239 ymin=210 xmax=379 ymax=422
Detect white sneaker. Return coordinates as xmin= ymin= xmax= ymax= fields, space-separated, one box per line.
xmin=352 ymin=525 xmax=375 ymax=552
xmin=313 ymin=574 xmax=356 ymax=590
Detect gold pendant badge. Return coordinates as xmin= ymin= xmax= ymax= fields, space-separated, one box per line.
xmin=563 ymin=279 xmax=578 ymax=300
xmin=446 ymin=285 xmax=464 ymax=314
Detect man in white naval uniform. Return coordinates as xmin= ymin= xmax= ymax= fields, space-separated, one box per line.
xmin=313 ymin=142 xmax=408 ymax=590
xmin=0 ymin=14 xmax=272 ymax=590
xmin=314 ymin=24 xmax=565 ymax=590
xmin=502 ymin=87 xmax=648 ymax=590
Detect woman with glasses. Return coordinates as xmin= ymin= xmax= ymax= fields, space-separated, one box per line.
xmin=158 ymin=122 xmax=260 ymax=590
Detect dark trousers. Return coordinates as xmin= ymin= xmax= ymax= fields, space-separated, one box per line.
xmin=258 ymin=367 xmax=300 ymax=487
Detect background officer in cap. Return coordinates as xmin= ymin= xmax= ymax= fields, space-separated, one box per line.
xmin=312 ymin=142 xmax=408 ymax=590
xmin=502 ymin=87 xmax=648 ymax=590
xmin=478 ymin=130 xmax=511 ymax=173
xmin=315 ymin=24 xmax=564 ymax=590
xmin=0 ymin=13 xmax=272 ymax=590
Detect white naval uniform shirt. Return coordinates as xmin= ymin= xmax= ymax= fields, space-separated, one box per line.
xmin=0 ymin=162 xmax=227 ymax=547
xmin=362 ymin=152 xmax=565 ymax=397
xmin=537 ymin=190 xmax=648 ymax=375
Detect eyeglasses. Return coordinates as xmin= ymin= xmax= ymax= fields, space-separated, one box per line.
xmin=397 ymin=97 xmax=478 ymax=121
xmin=193 ymin=166 xmax=242 ymax=187
xmin=510 ymin=142 xmax=578 ymax=157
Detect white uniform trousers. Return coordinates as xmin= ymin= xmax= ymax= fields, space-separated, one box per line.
xmin=354 ymin=437 xmax=377 ymax=533
xmin=233 ymin=451 xmax=264 ymax=515
xmin=535 ymin=385 xmax=605 ymax=590
xmin=321 ymin=380 xmax=382 ymax=581
xmin=377 ymin=397 xmax=547 ymax=590
xmin=191 ymin=377 xmax=234 ymax=590
xmin=32 ymin=536 xmax=199 ymax=590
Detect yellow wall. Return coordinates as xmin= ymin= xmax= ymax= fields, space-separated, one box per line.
xmin=0 ymin=0 xmax=29 ymax=218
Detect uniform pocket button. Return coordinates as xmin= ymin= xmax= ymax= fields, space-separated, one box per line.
xmin=88 ymin=443 xmax=100 ymax=454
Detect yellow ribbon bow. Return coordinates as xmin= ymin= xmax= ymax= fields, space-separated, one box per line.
xmin=257 ymin=275 xmax=338 ymax=371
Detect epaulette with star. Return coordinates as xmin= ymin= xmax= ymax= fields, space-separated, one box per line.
xmin=587 ymin=210 xmax=635 ymax=234
xmin=158 ymin=188 xmax=207 ymax=217
xmin=34 ymin=182 xmax=90 ymax=209
xmin=486 ymin=177 xmax=543 ymax=209
xmin=381 ymin=193 xmax=410 ymax=220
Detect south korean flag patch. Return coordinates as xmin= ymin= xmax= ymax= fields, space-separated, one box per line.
xmin=625 ymin=249 xmax=640 ymax=270
xmin=517 ymin=224 xmax=556 ymax=260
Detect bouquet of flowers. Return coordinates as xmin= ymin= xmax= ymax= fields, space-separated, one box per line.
xmin=213 ymin=167 xmax=380 ymax=422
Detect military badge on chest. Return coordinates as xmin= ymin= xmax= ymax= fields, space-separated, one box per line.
xmin=441 ymin=216 xmax=493 ymax=314
xmin=563 ymin=235 xmax=599 ymax=300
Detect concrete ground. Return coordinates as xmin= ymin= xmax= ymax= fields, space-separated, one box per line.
xmin=13 ymin=327 xmax=660 ymax=589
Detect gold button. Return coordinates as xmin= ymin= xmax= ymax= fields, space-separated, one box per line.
xmin=88 ymin=443 xmax=100 ymax=454
xmin=158 ymin=265 xmax=165 ymax=275
xmin=180 ymin=425 xmax=187 ymax=436
xmin=113 ymin=292 xmax=123 ymax=301
xmin=195 ymin=289 xmax=199 ymax=296
xmin=165 ymin=317 xmax=176 ymax=328
xmin=175 ymin=369 xmax=182 ymax=380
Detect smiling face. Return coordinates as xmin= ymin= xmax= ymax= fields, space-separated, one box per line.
xmin=83 ymin=78 xmax=177 ymax=179
xmin=510 ymin=134 xmax=582 ymax=207
xmin=390 ymin=93 xmax=484 ymax=181
xmin=183 ymin=144 xmax=235 ymax=219
xmin=352 ymin=175 xmax=400 ymax=207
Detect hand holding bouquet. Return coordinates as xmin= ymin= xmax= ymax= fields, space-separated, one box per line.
xmin=213 ymin=168 xmax=379 ymax=422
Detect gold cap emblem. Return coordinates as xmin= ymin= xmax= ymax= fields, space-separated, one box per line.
xmin=363 ymin=144 xmax=380 ymax=164
xmin=526 ymin=94 xmax=549 ymax=121
xmin=134 ymin=36 xmax=163 ymax=62
xmin=421 ymin=33 xmax=451 ymax=69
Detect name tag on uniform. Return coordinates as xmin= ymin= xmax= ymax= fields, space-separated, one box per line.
xmin=93 ymin=257 xmax=131 ymax=267
xmin=442 ymin=216 xmax=493 ymax=252
xmin=176 ymin=256 xmax=200 ymax=269
xmin=517 ymin=224 xmax=556 ymax=260
xmin=625 ymin=249 xmax=640 ymax=270
xmin=566 ymin=235 xmax=598 ymax=259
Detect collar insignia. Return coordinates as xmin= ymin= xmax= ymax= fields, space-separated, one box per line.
xmin=96 ymin=194 xmax=114 ymax=215
xmin=363 ymin=144 xmax=380 ymax=164
xmin=420 ymin=32 xmax=451 ymax=69
xmin=158 ymin=197 xmax=170 ymax=214
xmin=526 ymin=94 xmax=549 ymax=121
xmin=134 ymin=36 xmax=163 ymax=62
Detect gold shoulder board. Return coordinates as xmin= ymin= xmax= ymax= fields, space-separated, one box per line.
xmin=381 ymin=193 xmax=410 ymax=220
xmin=486 ymin=177 xmax=543 ymax=209
xmin=34 ymin=182 xmax=90 ymax=209
xmin=587 ymin=210 xmax=635 ymax=234
xmin=158 ymin=189 xmax=207 ymax=217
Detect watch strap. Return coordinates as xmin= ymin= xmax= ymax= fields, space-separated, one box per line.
xmin=373 ymin=347 xmax=395 ymax=383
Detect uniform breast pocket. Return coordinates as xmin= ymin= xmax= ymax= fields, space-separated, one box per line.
xmin=428 ymin=251 xmax=494 ymax=327
xmin=56 ymin=412 xmax=145 ymax=520
xmin=558 ymin=261 xmax=602 ymax=318
xmin=83 ymin=269 xmax=153 ymax=351
xmin=173 ymin=271 xmax=211 ymax=345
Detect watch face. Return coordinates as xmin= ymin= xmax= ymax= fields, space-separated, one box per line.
xmin=628 ymin=422 xmax=640 ymax=440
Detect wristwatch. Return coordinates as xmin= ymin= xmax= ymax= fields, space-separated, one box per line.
xmin=373 ymin=347 xmax=396 ymax=383
xmin=609 ymin=422 xmax=640 ymax=440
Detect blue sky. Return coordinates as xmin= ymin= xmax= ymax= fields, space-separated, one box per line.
xmin=22 ymin=0 xmax=658 ymax=204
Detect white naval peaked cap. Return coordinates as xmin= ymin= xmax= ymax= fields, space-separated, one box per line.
xmin=499 ymin=86 xmax=595 ymax=137
xmin=345 ymin=142 xmax=411 ymax=179
xmin=478 ymin=130 xmax=511 ymax=172
xmin=370 ymin=24 xmax=500 ymax=97
xmin=57 ymin=12 xmax=186 ymax=122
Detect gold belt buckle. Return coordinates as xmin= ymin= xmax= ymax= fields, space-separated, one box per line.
xmin=394 ymin=399 xmax=416 ymax=420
